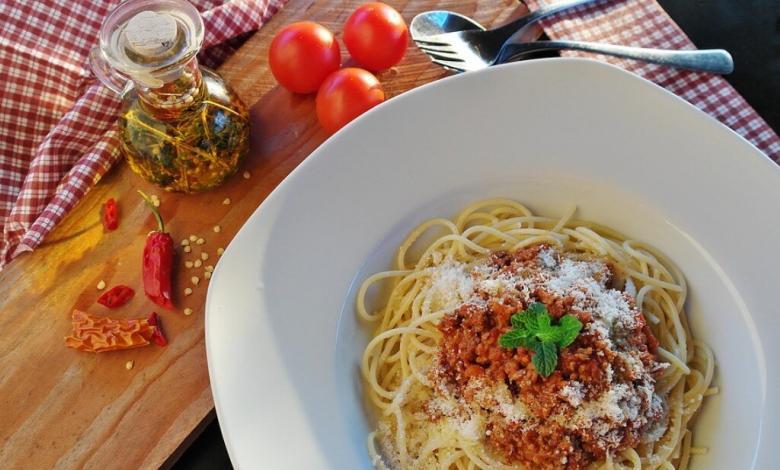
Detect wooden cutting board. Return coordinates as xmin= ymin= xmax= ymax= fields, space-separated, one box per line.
xmin=0 ymin=1 xmax=534 ymax=468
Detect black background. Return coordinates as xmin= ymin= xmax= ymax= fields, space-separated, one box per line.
xmin=173 ymin=1 xmax=780 ymax=468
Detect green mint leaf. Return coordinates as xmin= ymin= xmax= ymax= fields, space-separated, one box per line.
xmin=518 ymin=335 xmax=540 ymax=350
xmin=500 ymin=328 xmax=539 ymax=349
xmin=557 ymin=314 xmax=583 ymax=348
xmin=532 ymin=341 xmax=558 ymax=377
xmin=535 ymin=324 xmax=561 ymax=343
xmin=519 ymin=304 xmax=545 ymax=331
xmin=498 ymin=302 xmax=581 ymax=379
xmin=517 ymin=311 xmax=537 ymax=332
xmin=536 ymin=311 xmax=551 ymax=329
xmin=510 ymin=313 xmax=526 ymax=330
xmin=526 ymin=302 xmax=547 ymax=316
xmin=499 ymin=329 xmax=525 ymax=349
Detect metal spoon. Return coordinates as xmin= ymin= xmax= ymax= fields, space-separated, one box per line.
xmin=411 ymin=10 xmax=733 ymax=74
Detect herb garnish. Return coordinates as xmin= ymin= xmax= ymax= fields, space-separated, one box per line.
xmin=498 ymin=302 xmax=583 ymax=377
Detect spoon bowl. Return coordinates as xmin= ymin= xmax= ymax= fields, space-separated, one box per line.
xmin=409 ymin=10 xmax=485 ymax=39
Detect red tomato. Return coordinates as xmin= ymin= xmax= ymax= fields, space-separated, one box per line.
xmin=343 ymin=3 xmax=408 ymax=71
xmin=316 ymin=68 xmax=385 ymax=133
xmin=268 ymin=22 xmax=341 ymax=94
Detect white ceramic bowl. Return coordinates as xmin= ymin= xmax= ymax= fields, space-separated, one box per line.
xmin=206 ymin=58 xmax=780 ymax=469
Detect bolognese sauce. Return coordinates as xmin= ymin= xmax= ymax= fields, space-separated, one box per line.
xmin=429 ymin=245 xmax=669 ymax=469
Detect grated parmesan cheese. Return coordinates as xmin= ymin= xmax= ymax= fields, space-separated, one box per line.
xmin=454 ymin=414 xmax=484 ymax=441
xmin=426 ymin=261 xmax=474 ymax=309
xmin=561 ymin=381 xmax=585 ymax=407
xmin=425 ymin=392 xmax=486 ymax=442
xmin=538 ymin=247 xmax=558 ymax=268
xmin=545 ymin=258 xmax=604 ymax=296
xmin=477 ymin=274 xmax=517 ymax=297
xmin=618 ymin=351 xmax=645 ymax=378
xmin=539 ymin=256 xmax=639 ymax=344
xmin=468 ymin=380 xmax=529 ymax=426
xmin=569 ymin=384 xmax=634 ymax=438
xmin=497 ymin=401 xmax=527 ymax=424
xmin=624 ymin=278 xmax=637 ymax=297
xmin=376 ymin=422 xmax=401 ymax=469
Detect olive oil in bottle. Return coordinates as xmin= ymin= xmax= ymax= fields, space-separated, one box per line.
xmin=90 ymin=0 xmax=249 ymax=192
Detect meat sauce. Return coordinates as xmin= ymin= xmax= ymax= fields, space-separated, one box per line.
xmin=432 ymin=246 xmax=665 ymax=469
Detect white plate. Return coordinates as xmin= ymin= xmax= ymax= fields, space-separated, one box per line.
xmin=206 ymin=58 xmax=780 ymax=469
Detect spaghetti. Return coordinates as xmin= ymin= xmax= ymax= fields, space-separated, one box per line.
xmin=358 ymin=199 xmax=714 ymax=470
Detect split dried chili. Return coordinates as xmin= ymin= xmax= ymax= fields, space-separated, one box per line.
xmin=102 ymin=198 xmax=119 ymax=231
xmin=147 ymin=312 xmax=168 ymax=346
xmin=96 ymin=285 xmax=135 ymax=309
xmin=65 ymin=309 xmax=167 ymax=352
xmin=139 ymin=191 xmax=174 ymax=309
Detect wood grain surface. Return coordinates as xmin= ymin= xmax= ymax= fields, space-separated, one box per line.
xmin=0 ymin=1 xmax=532 ymax=468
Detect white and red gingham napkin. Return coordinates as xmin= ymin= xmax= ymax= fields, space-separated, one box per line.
xmin=524 ymin=0 xmax=780 ymax=161
xmin=0 ymin=0 xmax=286 ymax=270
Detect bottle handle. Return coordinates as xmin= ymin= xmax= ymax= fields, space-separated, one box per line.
xmin=89 ymin=46 xmax=129 ymax=94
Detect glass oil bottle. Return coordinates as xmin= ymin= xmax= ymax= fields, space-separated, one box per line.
xmin=90 ymin=0 xmax=249 ymax=192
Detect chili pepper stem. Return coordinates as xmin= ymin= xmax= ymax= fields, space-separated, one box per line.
xmin=138 ymin=190 xmax=165 ymax=232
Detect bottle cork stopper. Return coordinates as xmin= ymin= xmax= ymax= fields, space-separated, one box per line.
xmin=125 ymin=10 xmax=177 ymax=56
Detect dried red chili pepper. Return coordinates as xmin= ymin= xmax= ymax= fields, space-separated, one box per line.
xmin=97 ymin=285 xmax=135 ymax=309
xmin=147 ymin=312 xmax=168 ymax=347
xmin=139 ymin=191 xmax=174 ymax=309
xmin=102 ymin=198 xmax=119 ymax=231
xmin=65 ymin=309 xmax=167 ymax=352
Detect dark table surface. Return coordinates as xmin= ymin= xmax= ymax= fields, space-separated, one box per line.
xmin=173 ymin=1 xmax=780 ymax=468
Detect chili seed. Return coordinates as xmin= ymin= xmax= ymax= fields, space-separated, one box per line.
xmin=184 ymin=288 xmax=193 ymax=296
xmin=191 ymin=276 xmax=200 ymax=286
xmin=243 ymin=171 xmax=251 ymax=179
xmin=205 ymin=265 xmax=214 ymax=272
xmin=223 ymin=198 xmax=231 ymax=205
xmin=183 ymin=246 xmax=192 ymax=253
xmin=97 ymin=280 xmax=106 ymax=290
xmin=185 ymin=261 xmax=193 ymax=268
xmin=217 ymin=247 xmax=224 ymax=256
xmin=125 ymin=360 xmax=134 ymax=370
xmin=204 ymin=271 xmax=212 ymax=280
xmin=184 ymin=308 xmax=193 ymax=316
xmin=213 ymin=225 xmax=221 ymax=233
xmin=189 ymin=235 xmax=197 ymax=242
xmin=201 ymin=252 xmax=209 ymax=261
xmin=180 ymin=239 xmax=190 ymax=246
xmin=196 ymin=238 xmax=205 ymax=245
xmin=194 ymin=259 xmax=202 ymax=268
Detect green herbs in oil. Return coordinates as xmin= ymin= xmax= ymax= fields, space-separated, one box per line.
xmin=119 ymin=68 xmax=249 ymax=193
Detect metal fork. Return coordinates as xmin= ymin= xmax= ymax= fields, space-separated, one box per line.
xmin=425 ymin=38 xmax=734 ymax=74
xmin=412 ymin=0 xmax=601 ymax=70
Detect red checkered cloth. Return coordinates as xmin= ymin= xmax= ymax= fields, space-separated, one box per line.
xmin=0 ymin=0 xmax=286 ymax=270
xmin=524 ymin=0 xmax=780 ymax=162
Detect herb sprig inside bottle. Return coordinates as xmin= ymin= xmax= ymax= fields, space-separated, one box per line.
xmin=498 ymin=302 xmax=583 ymax=377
